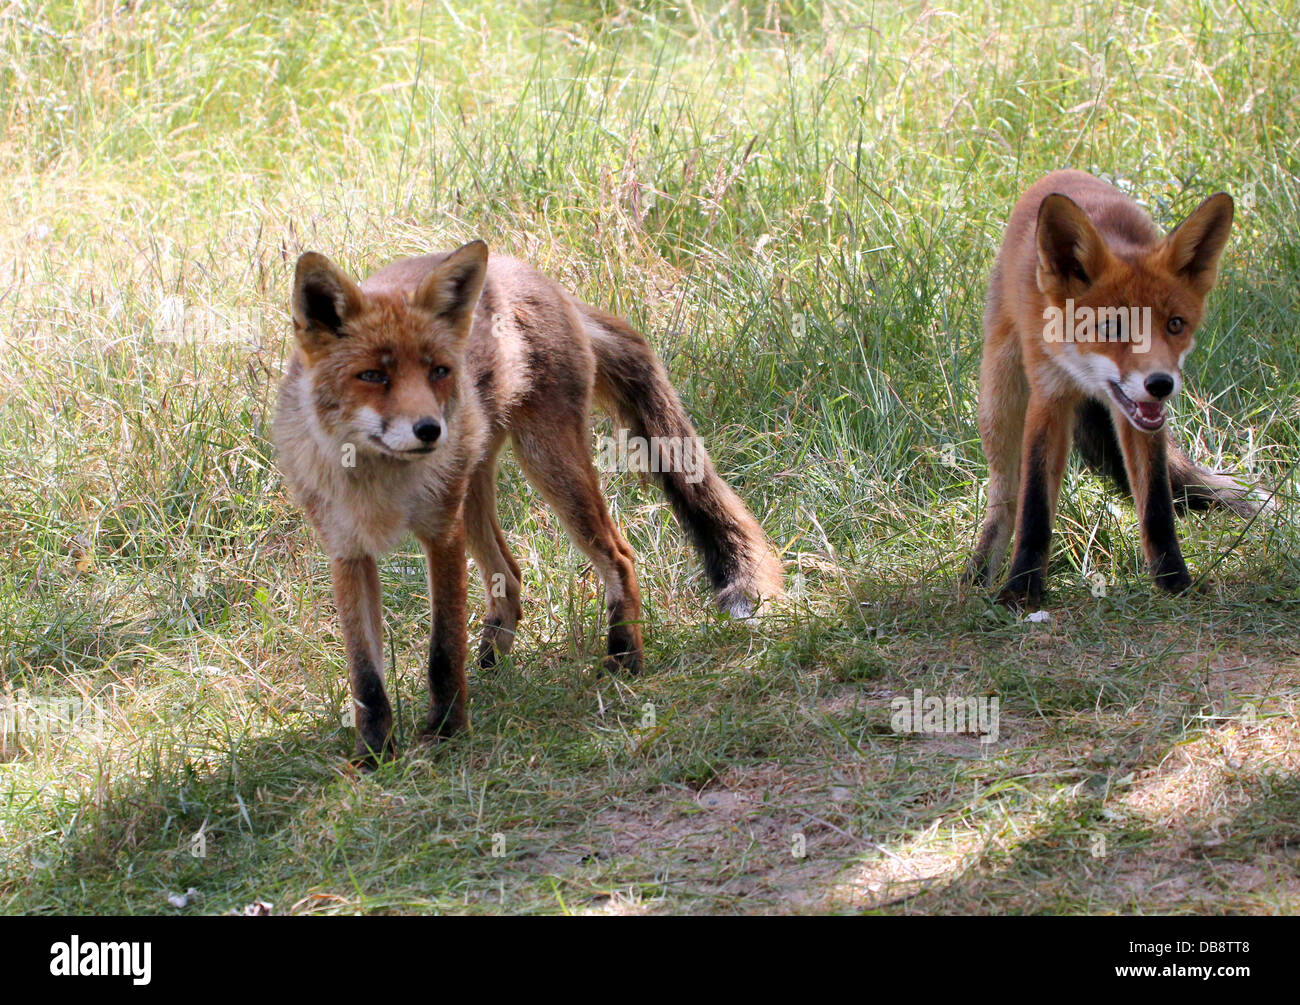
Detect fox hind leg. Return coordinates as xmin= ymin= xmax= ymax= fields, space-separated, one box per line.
xmin=465 ymin=443 xmax=525 ymax=669
xmin=968 ymin=319 xmax=1028 ymax=587
xmin=511 ymin=422 xmax=643 ymax=674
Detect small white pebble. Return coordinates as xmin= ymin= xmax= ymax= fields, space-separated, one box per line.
xmin=1025 ymin=610 xmax=1052 ymax=623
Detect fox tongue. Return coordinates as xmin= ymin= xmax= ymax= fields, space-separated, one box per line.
xmin=1137 ymin=401 xmax=1164 ymax=422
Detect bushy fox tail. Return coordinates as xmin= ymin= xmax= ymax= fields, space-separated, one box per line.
xmin=1073 ymin=399 xmax=1273 ymax=517
xmin=580 ymin=302 xmax=783 ymax=617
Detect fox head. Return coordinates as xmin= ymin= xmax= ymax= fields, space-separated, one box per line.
xmin=1035 ymin=191 xmax=1233 ymax=432
xmin=290 ymin=241 xmax=489 ymax=460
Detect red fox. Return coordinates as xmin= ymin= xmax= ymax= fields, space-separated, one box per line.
xmin=274 ymin=241 xmax=782 ymax=766
xmin=968 ymin=170 xmax=1266 ymax=606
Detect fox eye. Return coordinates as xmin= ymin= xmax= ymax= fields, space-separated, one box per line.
xmin=1166 ymin=316 xmax=1186 ymax=335
xmin=430 ymin=365 xmax=451 ymax=381
xmin=357 ymin=370 xmax=388 ymax=384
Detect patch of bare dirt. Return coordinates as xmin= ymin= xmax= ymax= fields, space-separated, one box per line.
xmin=579 ymin=762 xmax=871 ymax=912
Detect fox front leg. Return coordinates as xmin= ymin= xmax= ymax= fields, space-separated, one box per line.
xmin=331 ymin=556 xmax=396 ymax=768
xmin=1115 ymin=423 xmax=1192 ymax=593
xmin=1000 ymin=397 xmax=1073 ymax=608
xmin=418 ymin=528 xmax=470 ymax=739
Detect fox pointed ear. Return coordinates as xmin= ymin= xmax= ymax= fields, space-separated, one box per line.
xmin=292 ymin=252 xmax=365 ymax=348
xmin=1036 ymin=193 xmax=1112 ymax=297
xmin=1164 ymin=193 xmax=1233 ymax=295
xmin=412 ymin=240 xmax=489 ymax=333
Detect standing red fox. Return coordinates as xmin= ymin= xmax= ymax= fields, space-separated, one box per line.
xmin=275 ymin=241 xmax=782 ymax=766
xmin=968 ymin=170 xmax=1267 ymax=606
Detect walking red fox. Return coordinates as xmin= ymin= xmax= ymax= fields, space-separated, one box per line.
xmin=968 ymin=170 xmax=1267 ymax=606
xmin=274 ymin=241 xmax=782 ymax=766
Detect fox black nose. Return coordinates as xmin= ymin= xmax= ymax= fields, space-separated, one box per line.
xmin=1144 ymin=373 xmax=1175 ymax=400
xmin=413 ymin=418 xmax=442 ymax=444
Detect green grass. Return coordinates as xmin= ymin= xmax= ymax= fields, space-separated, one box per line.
xmin=1 ymin=0 xmax=1298 ymax=914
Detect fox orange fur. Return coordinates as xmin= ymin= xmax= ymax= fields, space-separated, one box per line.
xmin=274 ymin=241 xmax=782 ymax=766
xmin=968 ymin=170 xmax=1266 ymax=606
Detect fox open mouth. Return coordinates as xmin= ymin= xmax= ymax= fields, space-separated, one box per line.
xmin=1107 ymin=381 xmax=1166 ymax=432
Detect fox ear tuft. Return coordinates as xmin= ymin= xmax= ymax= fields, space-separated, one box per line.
xmin=413 ymin=240 xmax=489 ymax=332
xmin=1165 ymin=193 xmax=1233 ymax=294
xmin=1036 ymin=193 xmax=1111 ymax=297
xmin=293 ymin=252 xmax=365 ymax=346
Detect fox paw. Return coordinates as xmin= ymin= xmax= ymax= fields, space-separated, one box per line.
xmin=477 ymin=615 xmax=520 ymax=670
xmin=997 ymin=585 xmax=1043 ymax=610
xmin=350 ymin=742 xmax=398 ymax=773
xmin=1155 ymin=571 xmax=1193 ymax=594
xmin=418 ymin=704 xmax=467 ymax=742
xmin=601 ymin=649 xmax=643 ymax=676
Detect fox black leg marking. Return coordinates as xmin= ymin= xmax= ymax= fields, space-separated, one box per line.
xmin=1001 ymin=437 xmax=1053 ymax=607
xmin=1000 ymin=393 xmax=1074 ymax=607
xmin=351 ymin=654 xmax=395 ymax=767
xmin=1139 ymin=434 xmax=1191 ymax=592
